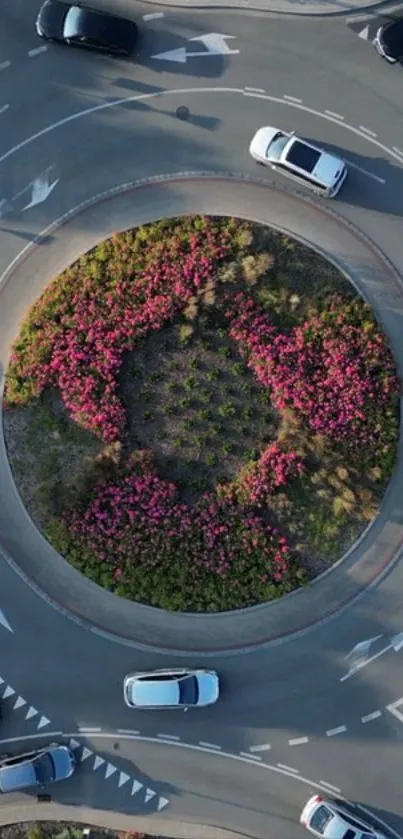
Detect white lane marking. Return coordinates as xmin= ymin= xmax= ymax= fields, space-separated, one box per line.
xmin=326 ymin=725 xmax=347 ymax=737
xmin=25 ymin=706 xmax=38 ymax=719
xmin=93 ymin=756 xmax=105 ymax=770
xmin=81 ymin=747 xmax=93 ymax=761
xmin=132 ymin=780 xmax=143 ymax=795
xmin=118 ymin=771 xmax=130 ymax=787
xmin=28 ymin=46 xmax=48 ymax=57
xmin=358 ymin=24 xmax=370 ymax=40
xmin=393 ymin=146 xmax=403 ymax=159
xmin=240 ymin=752 xmax=262 ymax=761
xmin=284 ymin=95 xmax=302 ymax=103
xmin=0 ymin=62 xmax=11 ymax=72
xmin=118 ymin=728 xmax=140 ymax=735
xmin=359 ymin=125 xmax=377 ymax=138
xmin=145 ymin=788 xmax=156 ymax=802
xmin=0 ymin=84 xmax=401 ymax=175
xmin=13 ymin=696 xmax=26 ymax=709
xmin=157 ymin=733 xmax=180 ymax=740
xmin=341 ymin=639 xmax=396 ymax=682
xmin=355 ymin=803 xmax=403 ymax=839
xmin=68 ymin=738 xmax=81 ymax=750
xmin=37 ymin=715 xmax=51 ymax=729
xmin=142 ymin=11 xmax=165 ymax=19
xmin=0 ymin=678 xmax=3 ymax=684
xmin=0 ymin=104 xmax=9 ymax=116
xmin=0 ymin=731 xmax=62 ymax=745
xmin=320 ymin=781 xmax=341 ymax=794
xmin=78 ymin=726 xmax=102 ymax=732
xmin=3 ymin=685 xmax=15 ymax=699
xmin=277 ymin=763 xmax=299 ymax=773
xmin=249 ymin=744 xmax=271 ymax=752
xmin=325 ymin=110 xmax=344 ymax=120
xmin=105 ymin=763 xmax=117 ymax=779
xmin=199 ymin=741 xmax=221 ymax=749
xmin=158 ymin=797 xmax=170 ymax=811
xmin=361 ymin=710 xmax=382 ymax=723
xmin=346 ymin=160 xmax=385 ymax=184
xmin=386 ymin=698 xmax=403 ymax=723
xmin=288 ymin=737 xmax=309 ymax=746
xmin=245 ymin=86 xmax=265 ymax=93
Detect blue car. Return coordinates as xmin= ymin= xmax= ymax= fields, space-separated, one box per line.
xmin=0 ymin=744 xmax=75 ymax=793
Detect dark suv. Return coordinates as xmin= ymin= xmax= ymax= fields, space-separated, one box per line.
xmin=0 ymin=744 xmax=75 ymax=792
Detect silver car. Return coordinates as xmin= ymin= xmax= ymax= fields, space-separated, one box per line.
xmin=300 ymin=795 xmax=386 ymax=839
xmin=123 ymin=667 xmax=220 ymax=710
xmin=0 ymin=744 xmax=75 ymax=793
xmin=249 ymin=126 xmax=347 ymax=198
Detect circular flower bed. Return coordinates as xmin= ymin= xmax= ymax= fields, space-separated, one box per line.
xmin=3 ymin=216 xmax=400 ymax=611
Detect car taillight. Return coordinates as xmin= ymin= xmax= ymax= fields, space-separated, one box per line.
xmin=313 ymin=796 xmax=323 ymax=804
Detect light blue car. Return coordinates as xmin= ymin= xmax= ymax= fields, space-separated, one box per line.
xmin=123 ymin=668 xmax=220 ymax=710
xmin=0 ymin=744 xmax=75 ymax=793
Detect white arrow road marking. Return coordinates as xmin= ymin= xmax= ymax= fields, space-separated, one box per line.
xmin=145 ymin=788 xmax=156 ymax=802
xmin=68 ymin=739 xmax=81 ymax=750
xmin=152 ymin=32 xmax=239 ymax=63
xmin=131 ymin=780 xmax=143 ymax=796
xmin=3 ymin=685 xmax=15 ymax=699
xmin=22 ymin=171 xmax=59 ymax=211
xmin=81 ymin=747 xmax=93 ymax=761
xmin=0 ymin=609 xmax=13 ymax=633
xmin=13 ymin=696 xmax=26 ymax=710
xmin=105 ymin=763 xmax=117 ymax=779
xmin=25 ymin=706 xmax=38 ymax=720
xmin=386 ymin=698 xmax=403 ymax=723
xmin=341 ymin=633 xmax=403 ymax=682
xmin=93 ymin=756 xmax=105 ymax=770
xmin=37 ymin=715 xmax=50 ymax=729
xmin=118 ymin=772 xmax=130 ymax=788
xmin=158 ymin=797 xmax=170 ymax=811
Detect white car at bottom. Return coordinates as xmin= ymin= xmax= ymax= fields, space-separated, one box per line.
xmin=300 ymin=795 xmax=386 ymax=839
xmin=249 ymin=126 xmax=347 ymax=198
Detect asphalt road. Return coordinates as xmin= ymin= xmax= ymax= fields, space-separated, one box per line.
xmin=1 ymin=1 xmax=403 ymax=837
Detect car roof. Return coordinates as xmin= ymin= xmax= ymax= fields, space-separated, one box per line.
xmin=0 ymin=759 xmax=37 ymax=792
xmin=63 ymin=5 xmax=137 ymax=48
xmin=131 ymin=678 xmax=181 ymax=707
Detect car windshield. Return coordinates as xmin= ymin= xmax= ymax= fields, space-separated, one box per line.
xmin=267 ymin=132 xmax=289 ymax=161
xmin=63 ymin=6 xmax=85 ymax=38
xmin=285 ymin=140 xmax=321 ymax=173
xmin=179 ymin=675 xmax=199 ymax=705
xmin=310 ymin=805 xmax=334 ymax=834
xmin=342 ymin=831 xmax=357 ymax=839
xmin=33 ymin=754 xmax=55 ymax=785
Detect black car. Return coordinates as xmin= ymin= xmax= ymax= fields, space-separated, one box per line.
xmin=374 ymin=19 xmax=403 ymax=63
xmin=36 ymin=1 xmax=138 ymax=56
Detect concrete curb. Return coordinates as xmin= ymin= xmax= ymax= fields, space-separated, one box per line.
xmin=129 ymin=0 xmax=403 ymax=17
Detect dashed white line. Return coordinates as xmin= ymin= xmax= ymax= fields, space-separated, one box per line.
xmin=326 ymin=725 xmax=347 ymax=737
xmin=288 ymin=737 xmax=309 ymax=746
xmin=28 ymin=46 xmax=48 ymax=57
xmin=78 ymin=726 xmax=102 ymax=733
xmin=240 ymin=752 xmax=262 ymax=761
xmin=346 ymin=161 xmax=385 ymax=184
xmin=245 ymin=86 xmax=265 ymax=94
xmin=0 ymin=105 xmax=9 ymax=116
xmin=157 ymin=733 xmax=180 ymax=741
xmin=142 ymin=11 xmax=165 ymax=19
xmin=319 ymin=781 xmax=341 ymax=794
xmin=359 ymin=125 xmax=377 ymax=138
xmin=249 ymin=744 xmax=271 ymax=752
xmin=277 ymin=763 xmax=299 ymax=773
xmin=199 ymin=741 xmax=221 ymax=750
xmin=325 ymin=110 xmax=344 ymax=120
xmin=361 ymin=710 xmax=382 ymax=723
xmin=283 ymin=95 xmax=302 ymax=104
xmin=117 ymin=729 xmax=140 ymax=735
xmin=0 ymin=62 xmax=11 ymax=72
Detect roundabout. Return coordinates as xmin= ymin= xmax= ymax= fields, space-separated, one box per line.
xmin=1 ymin=2 xmax=403 ymax=838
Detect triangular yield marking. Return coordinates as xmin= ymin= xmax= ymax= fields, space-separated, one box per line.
xmin=81 ymin=747 xmax=93 ymax=761
xmin=131 ymin=780 xmax=143 ymax=796
xmin=358 ymin=24 xmax=370 ymax=39
xmin=118 ymin=772 xmax=130 ymax=788
xmin=25 ymin=706 xmax=38 ymax=720
xmin=105 ymin=763 xmax=117 ymax=779
xmin=37 ymin=715 xmax=50 ymax=729
xmin=3 ymin=685 xmax=15 ymax=699
xmin=158 ymin=797 xmax=169 ymax=811
xmin=145 ymin=788 xmax=156 ymax=802
xmin=0 ymin=677 xmax=4 ymax=685
xmin=13 ymin=696 xmax=26 ymax=710
xmin=69 ymin=739 xmax=81 ymax=750
xmin=93 ymin=756 xmax=105 ymax=770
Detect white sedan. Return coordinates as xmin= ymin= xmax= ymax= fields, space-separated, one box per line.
xmin=249 ymin=126 xmax=347 ymax=198
xmin=123 ymin=668 xmax=220 ymax=710
xmin=300 ymin=795 xmax=386 ymax=839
